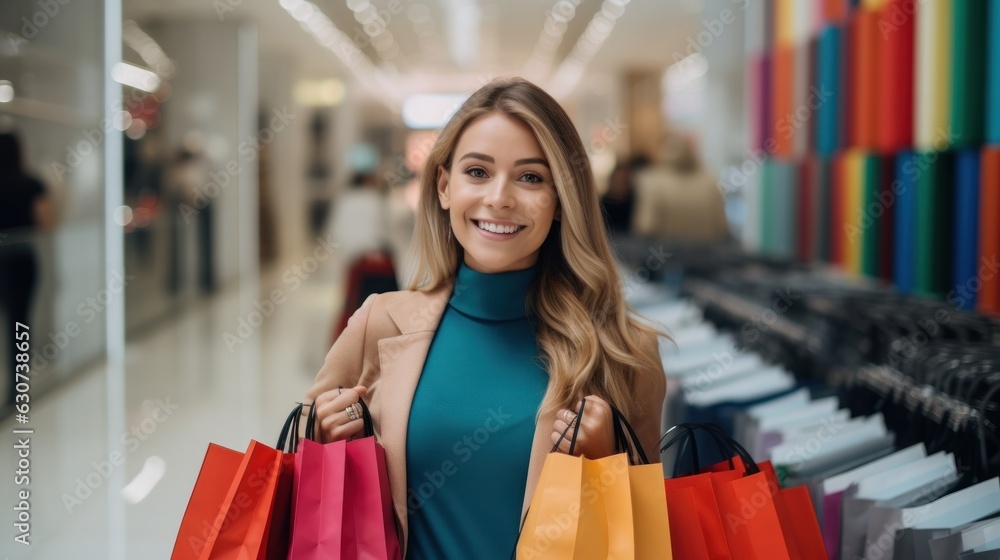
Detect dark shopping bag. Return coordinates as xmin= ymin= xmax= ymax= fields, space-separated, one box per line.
xmin=288 ymin=398 xmax=402 ymax=560
xmin=171 ymin=404 xmax=301 ymax=560
xmin=662 ymin=423 xmax=793 ymax=560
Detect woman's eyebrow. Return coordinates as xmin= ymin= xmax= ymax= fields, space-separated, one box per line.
xmin=515 ymin=157 xmax=549 ymax=168
xmin=457 ymin=152 xmax=493 ymax=163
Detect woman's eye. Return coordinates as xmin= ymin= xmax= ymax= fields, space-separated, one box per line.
xmin=521 ymin=172 xmax=544 ymax=184
xmin=465 ymin=167 xmax=488 ymax=179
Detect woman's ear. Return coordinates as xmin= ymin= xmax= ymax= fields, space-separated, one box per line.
xmin=436 ymin=164 xmax=450 ymax=210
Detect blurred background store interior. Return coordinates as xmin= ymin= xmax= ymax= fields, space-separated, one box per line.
xmin=1 ymin=0 xmax=999 ymax=557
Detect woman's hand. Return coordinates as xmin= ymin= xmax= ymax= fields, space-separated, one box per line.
xmin=312 ymin=385 xmax=368 ymax=443
xmin=551 ymin=395 xmax=617 ymax=459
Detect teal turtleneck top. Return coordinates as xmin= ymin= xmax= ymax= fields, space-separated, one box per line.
xmin=404 ymin=260 xmax=549 ymax=560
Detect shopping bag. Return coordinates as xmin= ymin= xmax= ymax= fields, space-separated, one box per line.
xmin=171 ymin=443 xmax=245 ymax=560
xmin=288 ymin=438 xmax=352 ymax=558
xmin=515 ymin=398 xmax=670 ymax=559
xmin=196 ymin=440 xmax=286 ymax=560
xmin=289 ymin=397 xmax=402 ymax=560
xmin=171 ymin=405 xmax=303 ymax=560
xmin=662 ymin=423 xmax=792 ymax=560
xmin=344 ymin=399 xmax=402 ymax=560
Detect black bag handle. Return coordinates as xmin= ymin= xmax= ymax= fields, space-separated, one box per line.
xmin=550 ymin=398 xmax=587 ymax=455
xmin=276 ymin=402 xmax=305 ymax=453
xmin=660 ymin=423 xmax=759 ymax=477
xmin=609 ymin=405 xmax=651 ymax=465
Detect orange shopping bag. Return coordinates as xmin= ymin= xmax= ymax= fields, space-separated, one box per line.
xmin=515 ymin=398 xmax=671 ymax=559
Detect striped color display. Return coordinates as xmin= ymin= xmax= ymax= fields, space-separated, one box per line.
xmin=894 ymin=151 xmax=918 ymax=293
xmin=877 ymin=154 xmax=896 ymax=282
xmin=986 ymin=0 xmax=1000 ymax=143
xmin=950 ymin=0 xmax=989 ymax=148
xmin=860 ymin=154 xmax=880 ymax=277
xmin=850 ymin=8 xmax=880 ymax=149
xmin=816 ymin=157 xmax=832 ymax=262
xmin=915 ymin=151 xmax=955 ymax=295
xmin=979 ymin=148 xmax=1000 ymax=313
xmin=953 ymin=150 xmax=981 ymax=309
xmin=914 ymin=0 xmax=953 ymax=150
xmin=876 ymin=0 xmax=915 ymax=153
xmin=816 ymin=26 xmax=842 ymax=156
xmin=829 ymin=154 xmax=847 ymax=267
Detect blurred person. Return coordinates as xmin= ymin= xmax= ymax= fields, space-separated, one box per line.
xmin=328 ymin=171 xmax=390 ymax=268
xmin=301 ymin=78 xmax=667 ymax=559
xmin=599 ymin=154 xmax=650 ymax=234
xmin=0 ymin=132 xmax=55 ymax=407
xmin=165 ymin=137 xmax=214 ymax=295
xmin=633 ymin=132 xmax=729 ymax=243
xmin=327 ymin=170 xmax=399 ymax=343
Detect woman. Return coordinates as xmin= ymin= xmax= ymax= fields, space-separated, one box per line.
xmin=303 ymin=78 xmax=667 ymax=559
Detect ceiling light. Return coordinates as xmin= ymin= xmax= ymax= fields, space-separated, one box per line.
xmin=111 ymin=62 xmax=161 ymax=93
xmin=402 ymin=93 xmax=467 ymax=129
xmin=294 ymin=78 xmax=346 ymax=107
xmin=0 ymin=81 xmax=13 ymax=103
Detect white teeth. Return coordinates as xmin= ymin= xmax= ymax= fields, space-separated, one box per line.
xmin=477 ymin=220 xmax=521 ymax=234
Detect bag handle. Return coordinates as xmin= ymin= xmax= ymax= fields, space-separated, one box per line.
xmin=550 ymin=398 xmax=587 ymax=455
xmin=609 ymin=405 xmax=651 ymax=465
xmin=660 ymin=423 xmax=759 ymax=477
xmin=276 ymin=402 xmax=305 ymax=453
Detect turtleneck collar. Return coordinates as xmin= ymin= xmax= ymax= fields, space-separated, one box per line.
xmin=448 ymin=260 xmax=540 ymax=321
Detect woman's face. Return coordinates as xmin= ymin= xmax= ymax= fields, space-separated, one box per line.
xmin=437 ymin=112 xmax=560 ymax=273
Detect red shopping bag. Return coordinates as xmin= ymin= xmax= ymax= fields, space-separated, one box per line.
xmin=661 ymin=423 xmax=792 ymax=560
xmin=703 ymin=455 xmax=827 ymax=560
xmin=171 ymin=444 xmax=245 ymax=560
xmin=172 ymin=405 xmax=302 ymax=560
xmin=663 ymin=474 xmax=731 ymax=560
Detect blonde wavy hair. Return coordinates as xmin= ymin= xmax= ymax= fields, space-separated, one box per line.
xmin=406 ymin=77 xmax=667 ymax=421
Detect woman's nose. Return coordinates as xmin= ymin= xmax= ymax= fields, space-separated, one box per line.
xmin=483 ymin=176 xmax=515 ymax=209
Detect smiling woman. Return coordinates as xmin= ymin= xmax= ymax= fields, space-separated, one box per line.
xmin=302 ymin=77 xmax=668 ymax=560
xmin=436 ymin=112 xmax=560 ymax=273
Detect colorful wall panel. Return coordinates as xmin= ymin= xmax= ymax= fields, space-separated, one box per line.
xmin=747 ymin=0 xmax=997 ymax=312
xmin=953 ymin=150 xmax=981 ymax=309
xmin=979 ymin=148 xmax=1000 ymax=313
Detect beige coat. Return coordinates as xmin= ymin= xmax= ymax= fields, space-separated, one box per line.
xmin=303 ymin=282 xmax=666 ymax=556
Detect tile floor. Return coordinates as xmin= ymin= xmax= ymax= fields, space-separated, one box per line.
xmin=1 ymin=263 xmax=343 ymax=559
